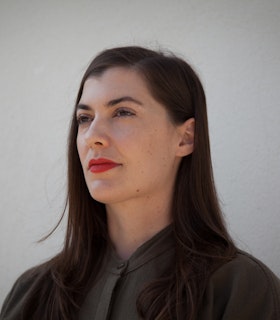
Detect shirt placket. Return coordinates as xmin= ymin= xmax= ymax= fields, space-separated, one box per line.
xmin=94 ymin=261 xmax=128 ymax=320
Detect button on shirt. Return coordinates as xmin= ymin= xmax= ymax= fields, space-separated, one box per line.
xmin=78 ymin=226 xmax=175 ymax=320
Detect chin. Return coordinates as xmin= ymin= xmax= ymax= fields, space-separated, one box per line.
xmin=86 ymin=179 xmax=140 ymax=205
xmin=88 ymin=185 xmax=123 ymax=204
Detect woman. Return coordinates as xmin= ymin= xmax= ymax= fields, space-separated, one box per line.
xmin=1 ymin=46 xmax=279 ymax=320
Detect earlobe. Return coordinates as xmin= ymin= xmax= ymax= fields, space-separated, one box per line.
xmin=177 ymin=118 xmax=195 ymax=157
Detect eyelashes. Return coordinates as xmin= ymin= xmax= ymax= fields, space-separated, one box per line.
xmin=113 ymin=108 xmax=135 ymax=117
xmin=76 ymin=108 xmax=136 ymax=126
xmin=76 ymin=114 xmax=93 ymax=125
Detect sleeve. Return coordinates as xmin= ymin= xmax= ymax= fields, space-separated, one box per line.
xmin=199 ymin=252 xmax=280 ymax=320
xmin=0 ymin=269 xmax=37 ymax=320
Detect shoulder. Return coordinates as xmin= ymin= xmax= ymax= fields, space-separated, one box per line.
xmin=199 ymin=250 xmax=280 ymax=320
xmin=211 ymin=250 xmax=280 ymax=289
xmin=0 ymin=266 xmax=46 ymax=320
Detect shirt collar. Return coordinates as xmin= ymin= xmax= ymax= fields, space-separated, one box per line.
xmin=105 ymin=224 xmax=175 ymax=274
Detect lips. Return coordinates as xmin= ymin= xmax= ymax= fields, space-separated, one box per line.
xmin=88 ymin=158 xmax=120 ymax=173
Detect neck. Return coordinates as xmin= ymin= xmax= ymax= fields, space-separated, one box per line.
xmin=106 ymin=198 xmax=172 ymax=260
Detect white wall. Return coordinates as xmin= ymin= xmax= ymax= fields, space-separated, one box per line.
xmin=0 ymin=0 xmax=279 ymax=305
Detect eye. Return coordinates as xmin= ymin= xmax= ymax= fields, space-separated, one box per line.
xmin=76 ymin=114 xmax=94 ymax=125
xmin=114 ymin=108 xmax=135 ymax=118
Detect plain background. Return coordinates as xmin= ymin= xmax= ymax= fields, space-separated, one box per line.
xmin=0 ymin=0 xmax=279 ymax=305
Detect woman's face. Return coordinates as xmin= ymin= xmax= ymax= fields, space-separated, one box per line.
xmin=76 ymin=67 xmax=191 ymax=206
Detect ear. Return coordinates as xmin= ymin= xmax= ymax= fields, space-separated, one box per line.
xmin=176 ymin=117 xmax=195 ymax=157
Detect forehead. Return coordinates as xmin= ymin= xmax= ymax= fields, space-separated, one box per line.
xmin=80 ymin=67 xmax=151 ymax=102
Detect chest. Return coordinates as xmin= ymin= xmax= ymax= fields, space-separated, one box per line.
xmin=79 ymin=250 xmax=174 ymax=320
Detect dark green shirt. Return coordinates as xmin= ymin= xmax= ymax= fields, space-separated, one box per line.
xmin=1 ymin=226 xmax=280 ymax=319
xmin=79 ymin=226 xmax=175 ymax=319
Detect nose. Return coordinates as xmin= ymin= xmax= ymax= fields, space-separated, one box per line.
xmin=84 ymin=117 xmax=109 ymax=148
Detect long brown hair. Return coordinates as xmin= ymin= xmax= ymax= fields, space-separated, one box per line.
xmin=22 ymin=46 xmax=236 ymax=319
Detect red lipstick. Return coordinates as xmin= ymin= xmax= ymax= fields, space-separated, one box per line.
xmin=88 ymin=158 xmax=120 ymax=173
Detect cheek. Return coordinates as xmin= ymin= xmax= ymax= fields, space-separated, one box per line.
xmin=76 ymin=136 xmax=87 ymax=163
xmin=76 ymin=137 xmax=82 ymax=157
xmin=135 ymin=132 xmax=168 ymax=166
xmin=143 ymin=129 xmax=178 ymax=168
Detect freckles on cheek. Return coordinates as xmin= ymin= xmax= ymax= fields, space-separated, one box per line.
xmin=145 ymin=135 xmax=157 ymax=156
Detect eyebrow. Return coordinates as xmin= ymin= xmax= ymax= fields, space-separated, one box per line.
xmin=76 ymin=96 xmax=143 ymax=111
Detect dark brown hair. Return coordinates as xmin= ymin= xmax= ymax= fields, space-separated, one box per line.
xmin=22 ymin=46 xmax=236 ymax=319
